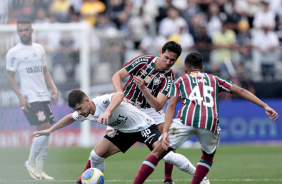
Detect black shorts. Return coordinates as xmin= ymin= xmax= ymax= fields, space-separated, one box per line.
xmin=104 ymin=124 xmax=161 ymax=153
xmin=23 ymin=101 xmax=55 ymax=126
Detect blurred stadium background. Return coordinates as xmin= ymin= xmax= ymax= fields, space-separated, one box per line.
xmin=0 ymin=0 xmax=282 ymax=148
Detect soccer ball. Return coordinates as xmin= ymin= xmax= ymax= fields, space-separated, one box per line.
xmin=81 ymin=168 xmax=104 ymax=184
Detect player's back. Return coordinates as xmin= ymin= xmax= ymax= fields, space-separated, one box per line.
xmin=172 ymin=71 xmax=233 ymax=133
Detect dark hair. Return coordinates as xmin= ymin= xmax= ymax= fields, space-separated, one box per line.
xmin=68 ymin=89 xmax=87 ymax=108
xmin=16 ymin=17 xmax=32 ymax=25
xmin=161 ymin=41 xmax=182 ymax=58
xmin=184 ymin=52 xmax=203 ymax=70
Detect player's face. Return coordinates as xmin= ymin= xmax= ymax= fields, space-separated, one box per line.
xmin=74 ymin=102 xmax=91 ymax=117
xmin=157 ymin=50 xmax=178 ymax=71
xmin=17 ymin=23 xmax=33 ymax=45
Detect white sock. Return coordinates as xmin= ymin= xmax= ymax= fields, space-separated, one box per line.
xmin=28 ymin=135 xmax=49 ymax=166
xmin=89 ymin=150 xmax=105 ymax=172
xmin=36 ymin=136 xmax=50 ymax=172
xmin=163 ymin=151 xmax=196 ymax=175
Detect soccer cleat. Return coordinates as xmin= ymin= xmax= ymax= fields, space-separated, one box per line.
xmin=39 ymin=170 xmax=54 ymax=180
xmin=24 ymin=161 xmax=41 ymax=180
xmin=163 ymin=180 xmax=175 ymax=184
xmin=200 ymin=176 xmax=210 ymax=184
xmin=75 ymin=181 xmax=82 ymax=184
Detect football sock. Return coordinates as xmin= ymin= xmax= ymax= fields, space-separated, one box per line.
xmin=133 ymin=154 xmax=160 ymax=184
xmin=164 ymin=162 xmax=173 ymax=181
xmin=163 ymin=151 xmax=196 ymax=175
xmin=36 ymin=135 xmax=50 ymax=172
xmin=90 ymin=150 xmax=105 ymax=172
xmin=77 ymin=160 xmax=91 ymax=182
xmin=28 ymin=135 xmax=49 ymax=166
xmin=191 ymin=151 xmax=214 ymax=184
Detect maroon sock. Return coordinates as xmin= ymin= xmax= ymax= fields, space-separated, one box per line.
xmin=133 ymin=154 xmax=160 ymax=184
xmin=191 ymin=165 xmax=209 ymax=184
xmin=164 ymin=162 xmax=173 ymax=182
xmin=77 ymin=159 xmax=91 ymax=182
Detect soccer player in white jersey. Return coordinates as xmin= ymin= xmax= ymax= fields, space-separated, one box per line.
xmin=6 ymin=17 xmax=58 ymax=180
xmin=133 ymin=52 xmax=279 ymax=184
xmin=31 ymin=89 xmax=201 ymax=182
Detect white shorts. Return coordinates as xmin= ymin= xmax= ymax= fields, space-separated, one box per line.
xmin=167 ymin=119 xmax=219 ymax=154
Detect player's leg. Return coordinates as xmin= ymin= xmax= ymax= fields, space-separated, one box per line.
xmin=35 ymin=101 xmax=55 ymax=180
xmin=76 ymin=130 xmax=137 ymax=184
xmin=24 ymin=102 xmax=51 ymax=180
xmin=191 ymin=128 xmax=219 ymax=184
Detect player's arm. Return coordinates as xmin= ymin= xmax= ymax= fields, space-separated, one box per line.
xmin=112 ymin=68 xmax=129 ymax=93
xmin=231 ymin=85 xmax=279 ymax=121
xmin=162 ymin=96 xmax=178 ymax=150
xmin=133 ymin=75 xmax=168 ymax=111
xmin=43 ymin=66 xmax=58 ymax=103
xmin=31 ymin=114 xmax=75 ymax=137
xmin=7 ymin=70 xmax=30 ymax=110
xmin=96 ymin=92 xmax=125 ymax=124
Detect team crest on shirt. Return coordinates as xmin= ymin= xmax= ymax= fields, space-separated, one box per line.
xmin=144 ymin=76 xmax=152 ymax=83
xmin=107 ymin=129 xmax=119 ymax=138
xmin=140 ymin=69 xmax=147 ymax=76
xmin=37 ymin=111 xmax=46 ymax=121
xmin=153 ymin=78 xmax=161 ymax=85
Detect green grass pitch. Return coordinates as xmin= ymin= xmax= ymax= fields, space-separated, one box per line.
xmin=0 ymin=145 xmax=282 ymax=184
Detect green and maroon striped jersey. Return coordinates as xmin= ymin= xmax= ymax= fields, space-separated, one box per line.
xmin=169 ymin=71 xmax=234 ymax=133
xmin=123 ymin=55 xmax=175 ymax=109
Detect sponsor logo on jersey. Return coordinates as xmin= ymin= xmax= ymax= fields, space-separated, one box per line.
xmin=144 ymin=76 xmax=152 ymax=83
xmin=189 ymin=73 xmax=198 ymax=77
xmin=26 ymin=66 xmax=43 ymax=74
xmin=109 ymin=115 xmax=128 ymax=126
xmin=103 ymin=99 xmax=110 ymax=105
xmin=37 ymin=111 xmax=46 ymax=121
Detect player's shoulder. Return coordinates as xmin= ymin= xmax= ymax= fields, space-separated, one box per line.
xmin=6 ymin=43 xmax=21 ymax=55
xmin=32 ymin=42 xmax=45 ymax=50
xmin=132 ymin=55 xmax=155 ymax=62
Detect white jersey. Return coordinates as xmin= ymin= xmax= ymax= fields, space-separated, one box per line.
xmin=6 ymin=43 xmax=49 ymax=103
xmin=72 ymin=94 xmax=154 ymax=133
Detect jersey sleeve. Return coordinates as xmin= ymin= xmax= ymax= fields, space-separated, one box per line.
xmin=124 ymin=55 xmax=152 ymax=75
xmin=72 ymin=112 xmax=86 ymax=122
xmin=168 ymin=77 xmax=182 ymax=98
xmin=6 ymin=49 xmax=17 ymax=71
xmin=38 ymin=44 xmax=47 ymax=67
xmin=94 ymin=93 xmax=113 ymax=108
xmin=215 ymin=76 xmax=234 ymax=93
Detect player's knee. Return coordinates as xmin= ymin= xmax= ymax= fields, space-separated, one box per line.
xmin=90 ymin=150 xmax=104 ymax=163
xmin=163 ymin=151 xmax=174 ymax=163
xmin=201 ymin=150 xmax=215 ymax=163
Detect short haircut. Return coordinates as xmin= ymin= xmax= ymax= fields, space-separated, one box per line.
xmin=161 ymin=41 xmax=182 ymax=58
xmin=68 ymin=89 xmax=87 ymax=108
xmin=184 ymin=52 xmax=203 ymax=70
xmin=16 ymin=17 xmax=32 ymax=25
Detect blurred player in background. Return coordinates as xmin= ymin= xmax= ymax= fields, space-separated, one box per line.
xmin=6 ymin=17 xmax=58 ymax=180
xmin=31 ymin=89 xmax=200 ymax=183
xmin=133 ymin=52 xmax=279 ymax=184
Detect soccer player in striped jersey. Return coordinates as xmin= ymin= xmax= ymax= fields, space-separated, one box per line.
xmin=133 ymin=52 xmax=279 ymax=184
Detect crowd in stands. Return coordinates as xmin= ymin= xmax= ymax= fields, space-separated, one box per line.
xmin=1 ymin=0 xmax=282 ymax=96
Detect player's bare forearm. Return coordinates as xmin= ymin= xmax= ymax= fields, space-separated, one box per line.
xmin=107 ymin=92 xmax=125 ymax=112
xmin=50 ymin=114 xmax=75 ymax=133
xmin=163 ymin=96 xmax=177 ymax=133
xmin=112 ymin=68 xmax=129 ymax=93
xmin=231 ymin=85 xmax=267 ymax=108
xmin=43 ymin=67 xmax=56 ymax=90
xmin=141 ymin=88 xmax=167 ymax=111
xmin=7 ymin=71 xmax=23 ymax=99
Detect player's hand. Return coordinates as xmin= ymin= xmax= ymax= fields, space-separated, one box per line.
xmin=162 ymin=132 xmax=170 ymax=150
xmin=123 ymin=97 xmax=134 ymax=104
xmin=265 ymin=106 xmax=279 ymax=121
xmin=51 ymin=86 xmax=59 ymax=103
xmin=96 ymin=111 xmax=111 ymax=125
xmin=133 ymin=75 xmax=146 ymax=90
xmin=19 ymin=96 xmax=30 ymax=112
xmin=30 ymin=129 xmax=51 ymax=137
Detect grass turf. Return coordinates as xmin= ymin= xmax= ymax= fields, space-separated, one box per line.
xmin=0 ymin=145 xmax=282 ymax=184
